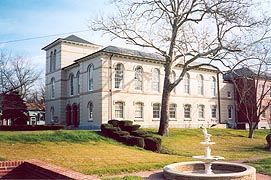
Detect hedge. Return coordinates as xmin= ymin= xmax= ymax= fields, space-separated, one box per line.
xmin=0 ymin=125 xmax=65 ymax=131
xmin=100 ymin=120 xmax=162 ymax=152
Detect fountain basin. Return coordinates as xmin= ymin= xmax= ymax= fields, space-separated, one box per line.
xmin=163 ymin=161 xmax=256 ymax=180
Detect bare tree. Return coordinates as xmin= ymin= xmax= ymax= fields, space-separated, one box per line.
xmin=91 ymin=0 xmax=270 ymax=136
xmin=0 ymin=50 xmax=41 ymax=99
xmin=225 ymin=41 xmax=271 ymax=138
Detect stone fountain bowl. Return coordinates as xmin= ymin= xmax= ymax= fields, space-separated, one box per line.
xmin=163 ymin=161 xmax=256 ymax=180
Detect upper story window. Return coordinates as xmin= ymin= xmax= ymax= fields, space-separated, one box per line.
xmin=76 ymin=71 xmax=80 ymax=95
xmin=169 ymin=104 xmax=177 ymax=119
xmin=115 ymin=63 xmax=124 ymax=89
xmin=259 ymin=84 xmax=265 ymax=96
xmin=152 ymin=68 xmax=160 ymax=92
xmin=88 ymin=64 xmax=94 ymax=91
xmin=262 ymin=106 xmax=266 ymax=118
xmin=69 ymin=74 xmax=74 ymax=96
xmin=87 ymin=101 xmax=93 ymax=121
xmin=134 ymin=102 xmax=143 ymax=119
xmin=211 ymin=76 xmax=216 ymax=97
xmin=197 ymin=75 xmax=204 ymax=95
xmin=49 ymin=51 xmax=53 ymax=72
xmin=153 ymin=103 xmax=160 ymax=119
xmin=135 ymin=66 xmax=143 ymax=91
xmin=51 ymin=78 xmax=55 ymax=99
xmin=53 ymin=49 xmax=56 ymax=71
xmin=184 ymin=104 xmax=191 ymax=119
xmin=115 ymin=102 xmax=124 ymax=119
xmin=184 ymin=73 xmax=190 ymax=94
xmin=227 ymin=91 xmax=232 ymax=98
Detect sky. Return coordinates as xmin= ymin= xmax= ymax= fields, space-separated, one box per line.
xmin=0 ymin=0 xmax=125 ymax=73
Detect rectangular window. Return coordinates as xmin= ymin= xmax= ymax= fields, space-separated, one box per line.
xmin=115 ymin=102 xmax=124 ymax=119
xmin=211 ymin=105 xmax=217 ymax=118
xmin=184 ymin=104 xmax=191 ymax=119
xmin=153 ymin=103 xmax=160 ymax=119
xmin=198 ymin=105 xmax=204 ymax=119
xmin=169 ymin=104 xmax=176 ymax=119
xmin=135 ymin=103 xmax=143 ymax=119
xmin=227 ymin=91 xmax=231 ymax=98
xmin=228 ymin=105 xmax=233 ymax=119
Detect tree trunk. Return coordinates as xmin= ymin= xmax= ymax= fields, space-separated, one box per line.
xmin=248 ymin=124 xmax=254 ymax=138
xmin=158 ymin=74 xmax=171 ymax=136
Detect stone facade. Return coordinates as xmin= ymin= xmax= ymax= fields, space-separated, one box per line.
xmin=43 ymin=35 xmax=235 ymax=129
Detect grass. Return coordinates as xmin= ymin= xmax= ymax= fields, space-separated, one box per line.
xmin=0 ymin=129 xmax=270 ymax=177
xmin=103 ymin=176 xmax=143 ymax=180
xmin=247 ymin=158 xmax=271 ymax=176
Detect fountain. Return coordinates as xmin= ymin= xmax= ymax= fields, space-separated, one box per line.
xmin=163 ymin=127 xmax=256 ymax=180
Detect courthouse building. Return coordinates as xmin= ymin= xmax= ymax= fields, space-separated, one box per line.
xmin=42 ymin=35 xmax=235 ymax=129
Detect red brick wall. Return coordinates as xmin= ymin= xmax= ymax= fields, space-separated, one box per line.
xmin=0 ymin=160 xmax=98 ymax=180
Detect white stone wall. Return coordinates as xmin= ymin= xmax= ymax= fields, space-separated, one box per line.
xmin=44 ymin=38 xmax=236 ymax=129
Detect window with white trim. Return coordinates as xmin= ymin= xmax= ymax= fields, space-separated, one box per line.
xmin=211 ymin=76 xmax=216 ymax=96
xmin=152 ymin=68 xmax=160 ymax=92
xmin=51 ymin=78 xmax=55 ymax=99
xmin=153 ymin=103 xmax=160 ymax=119
xmin=115 ymin=102 xmax=124 ymax=119
xmin=87 ymin=102 xmax=93 ymax=121
xmin=211 ymin=105 xmax=217 ymax=118
xmin=184 ymin=73 xmax=190 ymax=94
xmin=134 ymin=102 xmax=143 ymax=119
xmin=115 ymin=64 xmax=124 ymax=89
xmin=88 ymin=64 xmax=94 ymax=91
xmin=184 ymin=104 xmax=191 ymax=119
xmin=169 ymin=104 xmax=176 ymax=119
xmin=135 ymin=66 xmax=143 ymax=90
xmin=197 ymin=75 xmax=204 ymax=95
xmin=198 ymin=105 xmax=205 ymax=120
xmin=69 ymin=74 xmax=74 ymax=96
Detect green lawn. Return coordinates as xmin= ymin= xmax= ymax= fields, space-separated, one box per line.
xmin=0 ymin=129 xmax=270 ymax=177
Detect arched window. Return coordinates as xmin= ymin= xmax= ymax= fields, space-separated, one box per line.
xmin=53 ymin=49 xmax=56 ymax=71
xmin=115 ymin=102 xmax=124 ymax=119
xmin=49 ymin=51 xmax=53 ymax=72
xmin=87 ymin=102 xmax=93 ymax=121
xmin=184 ymin=73 xmax=190 ymax=94
xmin=50 ymin=107 xmax=55 ymax=123
xmin=197 ymin=75 xmax=204 ymax=95
xmin=51 ymin=78 xmax=55 ymax=99
xmin=76 ymin=71 xmax=80 ymax=95
xmin=69 ymin=74 xmax=74 ymax=96
xmin=115 ymin=63 xmax=124 ymax=89
xmin=134 ymin=102 xmax=143 ymax=119
xmin=211 ymin=76 xmax=216 ymax=96
xmin=135 ymin=66 xmax=143 ymax=90
xmin=170 ymin=71 xmax=176 ymax=94
xmin=88 ymin=64 xmax=94 ymax=91
xmin=153 ymin=103 xmax=160 ymax=119
xmin=152 ymin=68 xmax=160 ymax=92
xmin=169 ymin=104 xmax=177 ymax=119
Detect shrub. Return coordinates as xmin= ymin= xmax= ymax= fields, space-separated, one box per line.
xmin=118 ymin=134 xmax=131 ymax=143
xmin=112 ymin=131 xmax=130 ymax=141
xmin=144 ymin=137 xmax=161 ymax=152
xmin=130 ymin=129 xmax=148 ymax=137
xmin=127 ymin=136 xmax=144 ymax=148
xmin=122 ymin=124 xmax=141 ymax=132
xmin=108 ymin=120 xmax=119 ymax=127
xmin=0 ymin=125 xmax=65 ymax=131
xmin=101 ymin=124 xmax=113 ymax=133
xmin=118 ymin=120 xmax=133 ymax=130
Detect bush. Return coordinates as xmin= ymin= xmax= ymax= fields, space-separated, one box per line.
xmin=144 ymin=137 xmax=161 ymax=152
xmin=119 ymin=120 xmax=133 ymax=130
xmin=101 ymin=124 xmax=113 ymax=133
xmin=0 ymin=125 xmax=65 ymax=131
xmin=130 ymin=129 xmax=148 ymax=137
xmin=121 ymin=124 xmax=141 ymax=132
xmin=112 ymin=131 xmax=130 ymax=141
xmin=127 ymin=136 xmax=144 ymax=148
xmin=118 ymin=134 xmax=131 ymax=143
xmin=108 ymin=120 xmax=119 ymax=127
